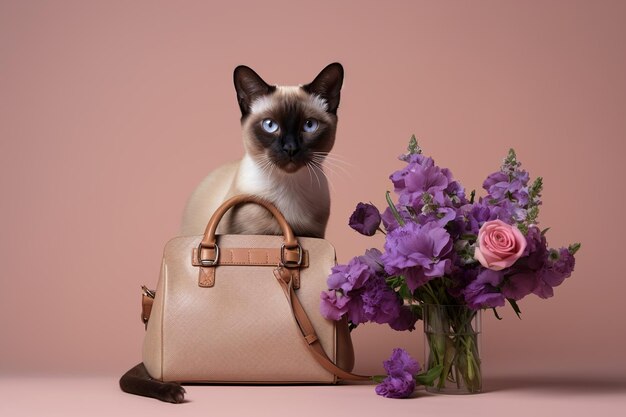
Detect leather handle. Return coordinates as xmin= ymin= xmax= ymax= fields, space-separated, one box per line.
xmin=200 ymin=195 xmax=298 ymax=249
xmin=274 ymin=267 xmax=371 ymax=382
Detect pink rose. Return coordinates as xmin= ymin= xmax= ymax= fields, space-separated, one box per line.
xmin=474 ymin=220 xmax=527 ymax=271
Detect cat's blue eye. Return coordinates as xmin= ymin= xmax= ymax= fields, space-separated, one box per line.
xmin=262 ymin=119 xmax=279 ymax=133
xmin=303 ymin=119 xmax=318 ymax=133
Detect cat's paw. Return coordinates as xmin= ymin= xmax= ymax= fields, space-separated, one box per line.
xmin=157 ymin=382 xmax=186 ymax=403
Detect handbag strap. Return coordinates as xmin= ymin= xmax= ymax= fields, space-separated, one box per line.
xmin=140 ymin=278 xmax=369 ymax=381
xmin=273 ymin=267 xmax=370 ymax=382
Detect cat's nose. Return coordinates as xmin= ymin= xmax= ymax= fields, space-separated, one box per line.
xmin=282 ymin=138 xmax=299 ymax=157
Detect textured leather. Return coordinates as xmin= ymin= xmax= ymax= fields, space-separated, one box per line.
xmin=191 ymin=247 xmax=308 ymax=289
xmin=274 ymin=267 xmax=368 ymax=381
xmin=200 ymin=195 xmax=298 ymax=249
xmin=141 ymin=294 xmax=153 ymax=327
xmin=191 ymin=247 xmax=309 ymax=268
xmin=143 ymin=195 xmax=357 ymax=383
xmin=195 ymin=195 xmax=301 ymax=288
xmin=143 ymin=233 xmax=356 ymax=383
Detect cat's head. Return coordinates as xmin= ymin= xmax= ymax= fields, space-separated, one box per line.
xmin=233 ymin=63 xmax=343 ymax=174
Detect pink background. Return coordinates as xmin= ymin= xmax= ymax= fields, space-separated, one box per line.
xmin=1 ymin=0 xmax=625 ymax=382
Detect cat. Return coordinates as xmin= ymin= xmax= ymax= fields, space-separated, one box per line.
xmin=119 ymin=63 xmax=344 ymax=403
xmin=180 ymin=63 xmax=343 ymax=238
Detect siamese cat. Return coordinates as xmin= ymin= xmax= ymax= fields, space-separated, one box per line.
xmin=119 ymin=63 xmax=344 ymax=403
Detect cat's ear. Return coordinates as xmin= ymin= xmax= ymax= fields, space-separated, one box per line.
xmin=233 ymin=65 xmax=275 ymax=117
xmin=303 ymin=63 xmax=344 ymax=115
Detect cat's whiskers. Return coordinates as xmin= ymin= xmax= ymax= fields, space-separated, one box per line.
xmin=256 ymin=155 xmax=274 ymax=177
xmin=305 ymin=162 xmax=315 ymax=188
xmin=311 ymin=153 xmax=352 ymax=177
xmin=306 ymin=161 xmax=323 ymax=190
xmin=310 ymin=155 xmax=350 ymax=180
xmin=311 ymin=152 xmax=354 ymax=168
xmin=312 ymin=157 xmax=350 ymax=177
xmin=308 ymin=159 xmax=336 ymax=193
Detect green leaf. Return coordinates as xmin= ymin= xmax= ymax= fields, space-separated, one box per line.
xmin=386 ymin=191 xmax=405 ymax=227
xmin=508 ymin=298 xmax=522 ymax=319
xmin=372 ymin=375 xmax=387 ymax=383
xmin=568 ymin=242 xmax=581 ymax=255
xmin=415 ymin=364 xmax=444 ymax=387
xmin=398 ymin=283 xmax=412 ymax=301
xmin=469 ymin=190 xmax=476 ymax=204
xmin=492 ymin=307 xmax=502 ymax=320
xmin=541 ymin=227 xmax=550 ymax=236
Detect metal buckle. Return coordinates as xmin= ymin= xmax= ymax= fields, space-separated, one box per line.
xmin=197 ymin=242 xmax=220 ymax=266
xmin=141 ymin=285 xmax=155 ymax=299
xmin=280 ymin=243 xmax=303 ymax=267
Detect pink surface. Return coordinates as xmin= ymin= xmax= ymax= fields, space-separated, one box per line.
xmin=2 ymin=0 xmax=626 ymax=384
xmin=2 ymin=375 xmax=625 ymax=417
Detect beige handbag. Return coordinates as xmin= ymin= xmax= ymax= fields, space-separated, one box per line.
xmin=141 ymin=195 xmax=367 ymax=383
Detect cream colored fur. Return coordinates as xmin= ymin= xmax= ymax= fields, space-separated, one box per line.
xmin=180 ymin=154 xmax=329 ymax=237
xmin=180 ymin=85 xmax=332 ymax=238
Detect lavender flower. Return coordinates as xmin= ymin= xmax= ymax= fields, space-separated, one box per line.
xmin=396 ymin=164 xmax=450 ymax=209
xmin=380 ymin=206 xmax=414 ymax=232
xmin=321 ymin=249 xmax=408 ymax=328
xmin=375 ymin=376 xmax=416 ymax=399
xmin=522 ymin=226 xmax=548 ymax=271
xmin=319 ymin=290 xmax=350 ymax=321
xmin=457 ymin=201 xmax=516 ymax=236
xmin=375 ymin=348 xmax=421 ymax=399
xmin=360 ymin=275 xmax=403 ymax=325
xmin=349 ymin=202 xmax=382 ymax=236
xmin=319 ymin=139 xmax=579 ymax=361
xmin=533 ymin=248 xmax=576 ymax=299
xmin=326 ymin=256 xmax=372 ymax=293
xmin=388 ymin=306 xmax=418 ymax=331
xmin=462 ymin=269 xmax=505 ymax=309
xmin=501 ymin=272 xmax=539 ymax=301
xmin=382 ymin=222 xmax=453 ymax=291
xmin=360 ymin=248 xmax=385 ymax=273
xmin=384 ymin=348 xmax=421 ymax=376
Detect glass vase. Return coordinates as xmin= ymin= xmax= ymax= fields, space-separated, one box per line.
xmin=423 ymin=304 xmax=482 ymax=394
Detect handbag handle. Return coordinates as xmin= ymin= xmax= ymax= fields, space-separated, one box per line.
xmin=200 ymin=194 xmax=299 ymax=250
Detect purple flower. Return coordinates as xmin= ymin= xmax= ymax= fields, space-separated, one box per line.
xmin=447 ymin=268 xmax=478 ymax=299
xmin=444 ymin=177 xmax=467 ymax=207
xmin=398 ymin=165 xmax=450 ymax=208
xmin=389 ymin=306 xmax=418 ymax=331
xmin=360 ymin=275 xmax=402 ymax=325
xmin=320 ymin=290 xmax=350 ymax=321
xmin=349 ymin=202 xmax=382 ymax=236
xmin=418 ymin=206 xmax=457 ymax=228
xmin=522 ymin=226 xmax=548 ymax=271
xmin=322 ymin=249 xmax=408 ymax=328
xmin=382 ymin=222 xmax=453 ymax=291
xmin=482 ymin=162 xmax=531 ymax=218
xmin=462 ymin=269 xmax=505 ymax=309
xmin=381 ymin=207 xmax=414 ymax=232
xmin=483 ymin=171 xmax=509 ymax=192
xmin=458 ymin=201 xmax=517 ymax=236
xmin=360 ymin=248 xmax=385 ymax=274
xmin=375 ymin=348 xmax=421 ymax=399
xmin=501 ymin=272 xmax=539 ymax=301
xmin=326 ymin=256 xmax=373 ymax=293
xmin=384 ymin=348 xmax=421 ymax=376
xmin=534 ymin=248 xmax=576 ymax=299
xmin=375 ymin=375 xmax=416 ymax=399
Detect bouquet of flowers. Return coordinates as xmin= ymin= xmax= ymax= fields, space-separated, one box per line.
xmin=320 ymin=136 xmax=580 ymax=397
